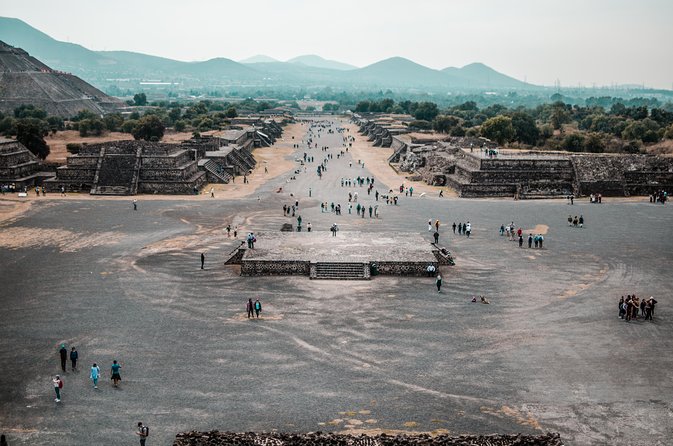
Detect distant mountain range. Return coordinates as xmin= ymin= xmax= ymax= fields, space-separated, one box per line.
xmin=0 ymin=16 xmax=531 ymax=92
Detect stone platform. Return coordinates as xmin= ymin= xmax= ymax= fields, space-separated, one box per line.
xmin=234 ymin=231 xmax=441 ymax=279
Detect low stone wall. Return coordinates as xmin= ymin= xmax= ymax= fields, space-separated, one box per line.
xmin=373 ymin=261 xmax=438 ymax=276
xmin=241 ymin=260 xmax=310 ymax=276
xmin=173 ymin=431 xmax=565 ymax=446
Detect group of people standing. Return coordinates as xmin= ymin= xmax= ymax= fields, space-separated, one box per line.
xmin=246 ymin=298 xmax=263 ymax=318
xmin=567 ymin=215 xmax=585 ymax=227
xmin=619 ymin=295 xmax=657 ymax=321
xmin=54 ymin=343 xmax=122 ymax=403
xmin=500 ymin=223 xmax=544 ymax=248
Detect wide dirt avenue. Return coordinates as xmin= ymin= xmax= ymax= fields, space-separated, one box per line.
xmin=0 ymin=117 xmax=671 ymax=446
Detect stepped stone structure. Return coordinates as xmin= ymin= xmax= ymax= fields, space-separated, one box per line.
xmin=0 ymin=138 xmax=54 ymax=188
xmin=354 ymin=113 xmax=412 ymax=148
xmin=46 ymin=140 xmax=206 ymax=194
xmin=0 ymin=41 xmax=122 ymax=117
xmin=379 ymin=129 xmax=673 ymax=198
xmin=46 ymin=119 xmax=284 ymax=195
xmin=228 ymin=232 xmax=444 ymax=279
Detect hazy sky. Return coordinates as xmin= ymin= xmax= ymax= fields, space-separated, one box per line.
xmin=2 ymin=0 xmax=672 ymax=88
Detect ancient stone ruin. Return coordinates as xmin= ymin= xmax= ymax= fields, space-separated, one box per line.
xmin=173 ymin=431 xmax=565 ymax=446
xmin=0 ymin=138 xmax=54 ymax=188
xmin=47 ymin=120 xmax=284 ymax=195
xmin=0 ymin=41 xmax=123 ymax=116
xmin=367 ymin=129 xmax=673 ymax=198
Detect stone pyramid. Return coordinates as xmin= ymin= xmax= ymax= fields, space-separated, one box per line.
xmin=0 ymin=40 xmax=123 ymax=117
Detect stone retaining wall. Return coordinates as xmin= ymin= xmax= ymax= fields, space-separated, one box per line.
xmin=173 ymin=431 xmax=564 ymax=446
xmin=374 ymin=261 xmax=438 ymax=276
xmin=240 ymin=260 xmax=311 ymax=276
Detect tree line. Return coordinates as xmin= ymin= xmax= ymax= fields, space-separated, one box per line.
xmin=355 ymin=99 xmax=673 ymax=153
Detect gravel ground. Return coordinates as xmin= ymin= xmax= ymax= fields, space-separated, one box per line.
xmin=0 ymin=118 xmax=671 ymax=446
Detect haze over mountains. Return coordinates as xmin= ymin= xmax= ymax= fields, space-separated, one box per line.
xmin=0 ymin=16 xmax=530 ymax=92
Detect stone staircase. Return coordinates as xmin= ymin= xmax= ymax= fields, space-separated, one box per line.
xmin=201 ymin=159 xmax=232 ymax=183
xmin=310 ymin=262 xmax=370 ymax=280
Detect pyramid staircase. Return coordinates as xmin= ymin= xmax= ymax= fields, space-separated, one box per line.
xmin=90 ymin=146 xmax=141 ymax=195
xmin=201 ymin=159 xmax=233 ymax=183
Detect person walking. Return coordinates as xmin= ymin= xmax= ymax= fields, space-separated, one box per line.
xmin=210 ymin=187 xmax=214 ymax=198
xmin=133 ymin=199 xmax=137 ymax=211
xmin=70 ymin=347 xmax=78 ymax=371
xmin=90 ymin=363 xmax=100 ymax=388
xmin=110 ymin=360 xmax=122 ymax=387
xmin=435 ymin=220 xmax=440 ymax=232
xmin=254 ymin=299 xmax=262 ymax=318
xmin=428 ymin=219 xmax=432 ymax=232
xmin=247 ymin=298 xmax=254 ymax=318
xmin=452 ymin=222 xmax=457 ymax=234
xmin=518 ymin=234 xmax=523 ymax=247
xmin=53 ymin=375 xmax=63 ymax=402
xmin=59 ymin=344 xmax=67 ymax=372
xmin=527 ymin=234 xmax=533 ymax=248
xmin=466 ymin=222 xmax=472 ymax=238
xmin=200 ymin=253 xmax=205 ymax=270
xmin=136 ymin=422 xmax=149 ymax=446
xmin=435 ymin=273 xmax=442 ymax=293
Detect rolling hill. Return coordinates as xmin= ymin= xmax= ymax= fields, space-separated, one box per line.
xmin=0 ymin=16 xmax=533 ymax=92
xmin=442 ymin=62 xmax=527 ymax=89
xmin=287 ymin=55 xmax=356 ymax=71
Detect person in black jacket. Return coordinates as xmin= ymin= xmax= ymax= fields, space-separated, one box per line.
xmin=59 ymin=344 xmax=67 ymax=372
xmin=70 ymin=347 xmax=78 ymax=371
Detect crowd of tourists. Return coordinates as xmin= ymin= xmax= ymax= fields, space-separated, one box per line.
xmin=500 ymin=222 xmax=545 ymax=248
xmin=650 ymin=190 xmax=668 ymax=204
xmin=619 ymin=295 xmax=658 ymax=321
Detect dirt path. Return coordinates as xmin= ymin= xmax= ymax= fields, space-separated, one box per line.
xmin=0 ymin=199 xmax=32 ymax=224
xmin=204 ymin=122 xmax=304 ymax=199
xmin=343 ymin=120 xmax=456 ymax=197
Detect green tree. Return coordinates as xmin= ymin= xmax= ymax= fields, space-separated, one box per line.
xmin=46 ymin=116 xmax=65 ymax=133
xmin=561 ymin=133 xmax=585 ymax=152
xmin=412 ymin=102 xmax=439 ymax=121
xmin=14 ymin=105 xmax=47 ymax=120
xmin=622 ymin=119 xmax=660 ymax=143
xmin=121 ymin=119 xmax=138 ymax=134
xmin=510 ymin=112 xmax=540 ymax=145
xmin=72 ymin=109 xmax=98 ymax=122
xmin=174 ymin=120 xmax=187 ymax=132
xmin=433 ymin=115 xmax=460 ymax=133
xmin=583 ymin=132 xmax=606 ymax=153
xmin=408 ymin=120 xmax=432 ymax=130
xmin=550 ymin=103 xmax=571 ymax=130
xmin=480 ymin=115 xmax=515 ymax=145
xmin=133 ymin=93 xmax=148 ymax=106
xmin=665 ymin=124 xmax=673 ymax=139
xmin=225 ymin=107 xmax=238 ymax=118
xmin=103 ymin=113 xmax=124 ymax=132
xmin=78 ymin=118 xmax=105 ymax=137
xmin=16 ymin=118 xmax=50 ymax=159
xmin=450 ymin=126 xmax=466 ymax=137
xmin=0 ymin=116 xmax=17 ymax=135
xmin=168 ymin=108 xmax=182 ymax=124
xmin=132 ymin=115 xmax=165 ymax=141
xmin=355 ymin=101 xmax=371 ymax=113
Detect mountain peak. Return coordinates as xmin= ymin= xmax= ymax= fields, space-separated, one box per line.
xmin=239 ymin=54 xmax=278 ymax=64
xmin=287 ymin=54 xmax=356 ymax=71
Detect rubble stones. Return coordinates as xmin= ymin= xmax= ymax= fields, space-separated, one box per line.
xmin=173 ymin=431 xmax=565 ymax=446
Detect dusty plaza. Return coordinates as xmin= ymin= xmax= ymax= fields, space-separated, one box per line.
xmin=1 ymin=117 xmax=672 ymax=445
